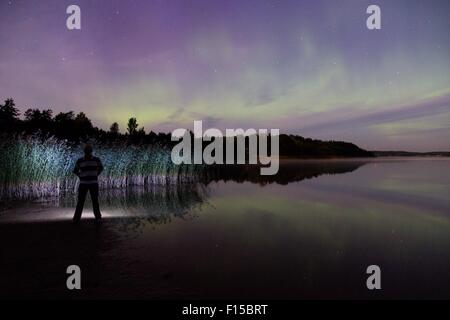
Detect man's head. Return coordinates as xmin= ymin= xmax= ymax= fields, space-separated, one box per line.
xmin=84 ymin=144 xmax=93 ymax=156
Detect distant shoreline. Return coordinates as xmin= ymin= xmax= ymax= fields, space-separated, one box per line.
xmin=371 ymin=151 xmax=450 ymax=157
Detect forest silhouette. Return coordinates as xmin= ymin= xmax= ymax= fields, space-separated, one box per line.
xmin=0 ymin=98 xmax=374 ymax=158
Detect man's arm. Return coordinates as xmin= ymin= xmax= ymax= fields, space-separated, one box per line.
xmin=97 ymin=158 xmax=104 ymax=175
xmin=73 ymin=159 xmax=80 ymax=177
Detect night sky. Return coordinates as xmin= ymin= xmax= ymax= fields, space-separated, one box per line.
xmin=1 ymin=0 xmax=449 ymax=151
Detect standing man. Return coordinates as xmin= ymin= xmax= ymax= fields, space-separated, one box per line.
xmin=73 ymin=144 xmax=104 ymax=222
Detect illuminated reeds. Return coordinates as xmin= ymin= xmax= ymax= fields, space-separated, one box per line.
xmin=0 ymin=135 xmax=205 ymax=199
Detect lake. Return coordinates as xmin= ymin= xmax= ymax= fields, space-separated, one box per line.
xmin=0 ymin=158 xmax=449 ymax=299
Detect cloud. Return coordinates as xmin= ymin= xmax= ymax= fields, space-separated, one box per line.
xmin=297 ymin=93 xmax=450 ymax=135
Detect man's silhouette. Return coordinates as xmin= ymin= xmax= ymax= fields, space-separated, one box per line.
xmin=73 ymin=144 xmax=104 ymax=222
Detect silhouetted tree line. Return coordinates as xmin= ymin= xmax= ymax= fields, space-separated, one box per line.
xmin=0 ymin=98 xmax=172 ymax=146
xmin=0 ymin=98 xmax=374 ymax=157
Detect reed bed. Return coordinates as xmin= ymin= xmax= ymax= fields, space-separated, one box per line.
xmin=0 ymin=135 xmax=205 ymax=200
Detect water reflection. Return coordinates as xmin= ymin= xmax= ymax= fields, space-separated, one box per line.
xmin=205 ymin=159 xmax=369 ymax=185
xmin=1 ymin=158 xmax=449 ymax=299
xmin=0 ymin=184 xmax=208 ymax=225
xmin=40 ymin=159 xmax=369 ymax=224
xmin=58 ymin=184 xmax=207 ymax=217
xmin=64 ymin=184 xmax=208 ymax=229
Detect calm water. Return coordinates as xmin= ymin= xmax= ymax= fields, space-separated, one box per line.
xmin=0 ymin=158 xmax=449 ymax=299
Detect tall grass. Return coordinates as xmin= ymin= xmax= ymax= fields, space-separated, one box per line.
xmin=0 ymin=135 xmax=205 ymax=199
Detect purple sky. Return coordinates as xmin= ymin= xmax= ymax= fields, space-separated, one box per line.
xmin=0 ymin=0 xmax=449 ymax=151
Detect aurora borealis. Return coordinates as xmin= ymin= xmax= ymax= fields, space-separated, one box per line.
xmin=0 ymin=0 xmax=449 ymax=151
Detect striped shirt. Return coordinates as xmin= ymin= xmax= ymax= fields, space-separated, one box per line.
xmin=73 ymin=156 xmax=104 ymax=184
